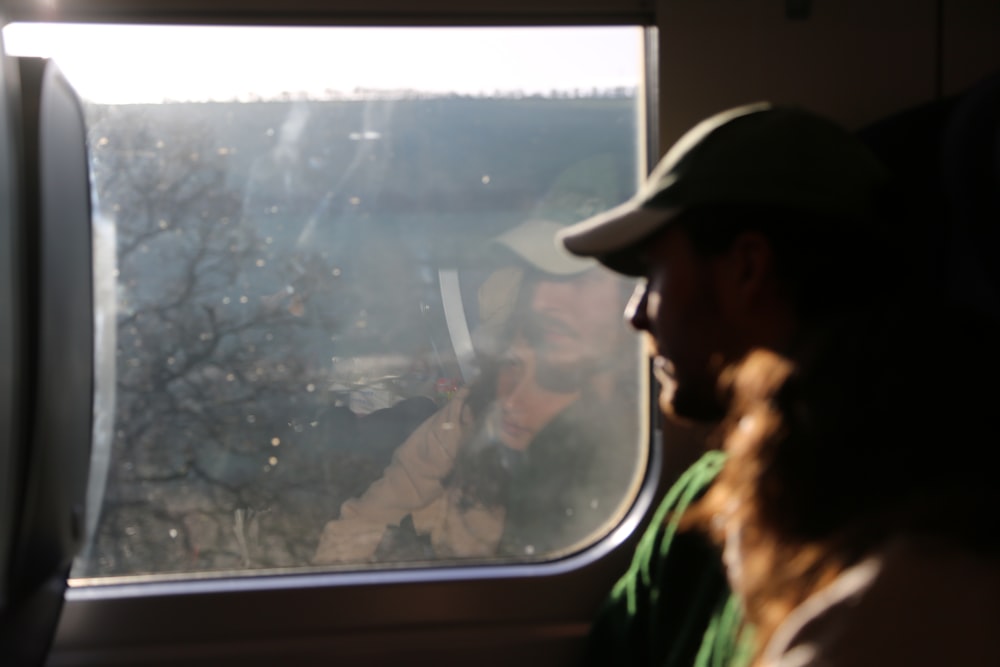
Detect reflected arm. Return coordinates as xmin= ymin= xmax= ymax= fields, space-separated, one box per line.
xmin=313 ymin=389 xmax=470 ymax=563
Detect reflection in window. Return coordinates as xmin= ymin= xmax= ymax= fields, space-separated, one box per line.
xmin=6 ymin=24 xmax=647 ymax=579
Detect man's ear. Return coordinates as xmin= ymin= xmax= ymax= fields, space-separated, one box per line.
xmin=716 ymin=230 xmax=776 ymax=313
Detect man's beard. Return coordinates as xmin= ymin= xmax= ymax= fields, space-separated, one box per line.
xmin=654 ymin=358 xmax=726 ymax=424
xmin=662 ymin=379 xmax=727 ymax=424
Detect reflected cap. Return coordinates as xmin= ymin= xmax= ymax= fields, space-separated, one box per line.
xmin=494 ymin=218 xmax=595 ymax=275
xmin=558 ymin=103 xmax=889 ymax=276
xmin=494 ymin=152 xmax=625 ymax=276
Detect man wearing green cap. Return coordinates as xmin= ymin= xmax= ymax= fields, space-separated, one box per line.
xmin=557 ymin=103 xmax=894 ymax=666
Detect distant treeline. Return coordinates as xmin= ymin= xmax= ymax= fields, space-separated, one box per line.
xmin=164 ymin=87 xmax=640 ymax=104
xmin=88 ymin=94 xmax=639 ymax=253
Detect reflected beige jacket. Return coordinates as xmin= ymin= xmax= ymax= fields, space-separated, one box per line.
xmin=313 ymin=388 xmax=505 ymax=564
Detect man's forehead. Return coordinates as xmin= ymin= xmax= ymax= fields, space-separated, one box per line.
xmin=633 ymin=223 xmax=687 ymax=274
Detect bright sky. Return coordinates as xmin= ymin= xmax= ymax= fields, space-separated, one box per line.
xmin=2 ymin=23 xmax=643 ymax=104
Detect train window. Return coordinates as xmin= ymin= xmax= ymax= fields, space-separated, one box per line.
xmin=5 ymin=23 xmax=647 ymax=581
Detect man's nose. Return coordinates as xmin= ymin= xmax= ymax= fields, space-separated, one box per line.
xmin=625 ymin=282 xmax=650 ymax=332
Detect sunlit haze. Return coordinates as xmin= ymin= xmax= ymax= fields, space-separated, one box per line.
xmin=2 ymin=23 xmax=642 ymax=103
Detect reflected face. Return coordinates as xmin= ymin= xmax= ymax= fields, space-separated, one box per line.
xmin=528 ymin=268 xmax=624 ymax=370
xmin=491 ymin=338 xmax=581 ymax=451
xmin=626 ymin=226 xmax=730 ymax=422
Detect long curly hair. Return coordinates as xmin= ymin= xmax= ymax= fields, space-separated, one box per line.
xmin=443 ymin=358 xmax=519 ymax=512
xmin=685 ymin=302 xmax=1000 ymax=665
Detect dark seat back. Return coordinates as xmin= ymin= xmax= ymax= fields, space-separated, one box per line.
xmin=859 ymin=71 xmax=1000 ymax=323
xmin=0 ymin=55 xmax=94 ymax=666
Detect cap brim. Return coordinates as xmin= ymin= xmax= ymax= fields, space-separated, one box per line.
xmin=557 ymin=200 xmax=682 ymax=276
xmin=494 ymin=219 xmax=596 ymax=275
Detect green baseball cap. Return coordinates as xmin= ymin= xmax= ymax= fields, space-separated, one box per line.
xmin=558 ymin=103 xmax=889 ymax=276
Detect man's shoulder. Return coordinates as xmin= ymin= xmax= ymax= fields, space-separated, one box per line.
xmin=587 ymin=451 xmax=737 ymax=667
xmin=764 ymin=536 xmax=1000 ymax=667
xmin=630 ymin=450 xmax=726 ymax=579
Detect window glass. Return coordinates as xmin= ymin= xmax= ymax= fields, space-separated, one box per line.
xmin=5 ymin=24 xmax=646 ymax=580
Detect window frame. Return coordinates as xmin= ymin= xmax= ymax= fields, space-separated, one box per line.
xmin=4 ymin=16 xmax=665 ymax=666
xmin=0 ymin=1 xmax=656 ymax=28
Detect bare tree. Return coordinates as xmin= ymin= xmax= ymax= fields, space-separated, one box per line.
xmin=83 ymin=106 xmax=388 ymax=577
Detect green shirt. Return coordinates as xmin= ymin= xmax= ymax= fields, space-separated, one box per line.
xmin=585 ymin=450 xmax=753 ymax=667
